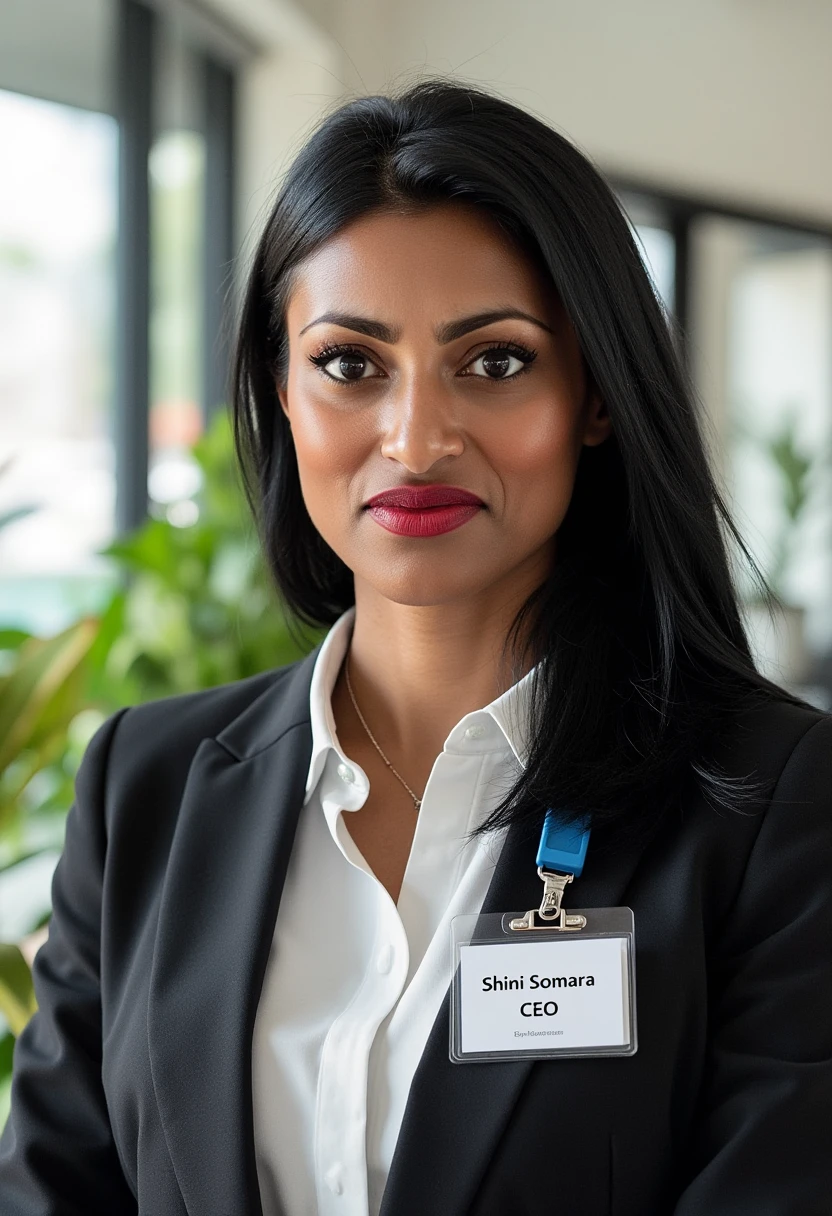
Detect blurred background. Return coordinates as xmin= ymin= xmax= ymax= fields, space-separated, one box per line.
xmin=0 ymin=0 xmax=831 ymax=1119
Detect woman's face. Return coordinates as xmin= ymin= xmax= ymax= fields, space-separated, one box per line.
xmin=276 ymin=203 xmax=611 ymax=609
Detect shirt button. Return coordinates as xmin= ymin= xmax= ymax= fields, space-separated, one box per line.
xmin=337 ymin=762 xmax=356 ymax=784
xmin=376 ymin=945 xmax=393 ymax=974
xmin=464 ymin=724 xmax=486 ymax=739
xmin=325 ymin=1164 xmax=344 ymax=1196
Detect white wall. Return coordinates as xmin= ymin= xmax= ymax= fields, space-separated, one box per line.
xmin=212 ymin=0 xmax=832 ymax=242
xmin=196 ymin=0 xmax=342 ymax=262
xmin=375 ymin=0 xmax=832 ymax=223
xmin=0 ymin=0 xmax=115 ymax=113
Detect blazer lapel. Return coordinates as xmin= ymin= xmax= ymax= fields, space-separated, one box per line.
xmin=379 ymin=814 xmax=659 ymax=1216
xmin=147 ymin=644 xmax=321 ymax=1216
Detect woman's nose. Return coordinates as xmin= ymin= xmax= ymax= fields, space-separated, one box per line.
xmin=378 ymin=377 xmax=465 ymax=472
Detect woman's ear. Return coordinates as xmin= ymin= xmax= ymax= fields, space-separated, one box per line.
xmin=582 ymin=390 xmax=612 ymax=448
xmin=276 ymin=380 xmax=290 ymax=421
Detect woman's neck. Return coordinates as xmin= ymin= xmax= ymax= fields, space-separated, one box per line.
xmin=343 ymin=585 xmax=539 ymax=758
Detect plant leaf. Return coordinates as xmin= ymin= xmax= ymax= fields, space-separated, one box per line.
xmin=0 ymin=943 xmax=37 ymax=1036
xmin=0 ymin=619 xmax=98 ymax=774
xmin=0 ymin=629 xmax=31 ymax=651
xmin=0 ymin=505 xmax=37 ymax=533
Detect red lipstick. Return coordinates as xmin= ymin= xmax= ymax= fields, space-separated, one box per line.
xmin=364 ymin=484 xmax=485 ymax=538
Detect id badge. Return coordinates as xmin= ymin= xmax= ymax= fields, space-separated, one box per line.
xmin=449 ymin=906 xmax=637 ymax=1063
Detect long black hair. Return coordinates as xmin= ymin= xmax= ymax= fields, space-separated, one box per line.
xmin=231 ymin=76 xmax=800 ymax=845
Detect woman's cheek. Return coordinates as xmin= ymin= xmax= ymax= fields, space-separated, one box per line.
xmin=291 ymin=391 xmax=357 ymax=473
xmin=290 ymin=410 xmax=365 ymax=544
xmin=485 ymin=408 xmax=581 ymax=530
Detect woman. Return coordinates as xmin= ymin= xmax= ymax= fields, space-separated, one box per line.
xmin=1 ymin=77 xmax=830 ymax=1216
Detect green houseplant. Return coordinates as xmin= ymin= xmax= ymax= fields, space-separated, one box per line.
xmin=763 ymin=414 xmax=813 ymax=600
xmin=0 ymin=620 xmax=100 ymax=1122
xmin=0 ymin=410 xmax=322 ymax=1128
xmin=737 ymin=407 xmax=827 ymax=687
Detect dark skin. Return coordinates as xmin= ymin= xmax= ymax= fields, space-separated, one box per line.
xmin=277 ymin=202 xmax=611 ymax=902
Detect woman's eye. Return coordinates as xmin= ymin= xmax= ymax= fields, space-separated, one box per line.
xmin=309 ymin=341 xmax=536 ymax=385
xmin=464 ymin=347 xmax=535 ymax=380
xmin=317 ymin=349 xmax=381 ymax=383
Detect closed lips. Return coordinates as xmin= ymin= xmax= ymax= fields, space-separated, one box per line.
xmin=365 ymin=486 xmax=484 ymax=509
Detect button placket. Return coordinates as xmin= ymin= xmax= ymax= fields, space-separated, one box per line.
xmin=314 ymin=860 xmax=409 ymax=1216
xmin=325 ymin=1163 xmax=344 ymax=1196
xmin=262 ymin=605 xmax=537 ymax=1216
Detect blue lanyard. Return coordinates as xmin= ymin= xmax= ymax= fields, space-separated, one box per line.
xmin=536 ymin=809 xmax=591 ymax=878
xmin=508 ymin=811 xmax=591 ymax=931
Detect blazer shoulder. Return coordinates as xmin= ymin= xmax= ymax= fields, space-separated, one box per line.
xmin=714 ymin=692 xmax=831 ymax=791
xmin=667 ymin=694 xmax=831 ymax=866
xmin=116 ymin=663 xmax=294 ymax=738
xmin=100 ymin=649 xmax=318 ymax=808
xmin=763 ymin=700 xmax=832 ymax=808
xmin=689 ymin=695 xmax=832 ymax=886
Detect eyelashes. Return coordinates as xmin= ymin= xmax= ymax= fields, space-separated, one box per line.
xmin=306 ymin=340 xmax=538 ymax=387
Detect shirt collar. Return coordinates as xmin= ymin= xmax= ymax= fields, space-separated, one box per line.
xmin=304 ymin=605 xmax=538 ymax=803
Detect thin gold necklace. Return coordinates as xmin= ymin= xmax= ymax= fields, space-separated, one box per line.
xmin=344 ymin=648 xmax=423 ymax=811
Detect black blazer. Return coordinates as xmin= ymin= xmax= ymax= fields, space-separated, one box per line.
xmin=1 ymin=640 xmax=830 ymax=1216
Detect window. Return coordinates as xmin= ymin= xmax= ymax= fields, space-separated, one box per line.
xmin=616 ymin=180 xmax=832 ymax=704
xmin=618 ymin=191 xmax=676 ymax=316
xmin=0 ymin=91 xmax=118 ymax=632
xmin=690 ymin=217 xmax=832 ymax=691
xmin=0 ymin=0 xmax=241 ymax=630
xmin=148 ymin=21 xmax=209 ymax=525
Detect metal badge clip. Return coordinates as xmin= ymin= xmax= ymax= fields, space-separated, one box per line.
xmin=508 ymin=867 xmax=588 ymax=932
xmin=538 ymin=866 xmax=572 ymax=919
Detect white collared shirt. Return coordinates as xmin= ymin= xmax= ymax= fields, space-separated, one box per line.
xmin=252 ymin=605 xmax=536 ymax=1216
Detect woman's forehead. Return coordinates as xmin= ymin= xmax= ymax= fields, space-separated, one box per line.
xmin=283 ymin=207 xmax=565 ymax=337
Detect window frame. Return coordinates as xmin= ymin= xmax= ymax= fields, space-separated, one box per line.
xmin=115 ymin=0 xmax=239 ymax=531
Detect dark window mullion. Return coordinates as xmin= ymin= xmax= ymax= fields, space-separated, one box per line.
xmin=669 ymin=206 xmax=692 ymax=367
xmin=115 ymin=0 xmax=154 ymax=533
xmin=201 ymin=55 xmax=236 ymax=420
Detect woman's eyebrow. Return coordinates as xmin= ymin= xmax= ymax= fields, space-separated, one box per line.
xmin=298 ymin=308 xmax=553 ymax=343
xmin=438 ymin=309 xmax=553 ymax=342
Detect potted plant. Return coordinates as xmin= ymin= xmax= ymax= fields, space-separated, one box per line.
xmin=0 ymin=411 xmax=323 ymax=1130
xmin=740 ymin=409 xmax=815 ymax=686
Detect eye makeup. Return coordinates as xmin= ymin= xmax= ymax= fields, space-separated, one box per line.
xmin=307 ymin=339 xmax=539 ymax=386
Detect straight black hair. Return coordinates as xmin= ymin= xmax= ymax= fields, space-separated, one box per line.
xmin=231 ymin=76 xmax=801 ymax=846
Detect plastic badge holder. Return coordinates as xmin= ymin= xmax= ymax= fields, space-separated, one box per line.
xmin=449 ymin=907 xmax=637 ymax=1063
